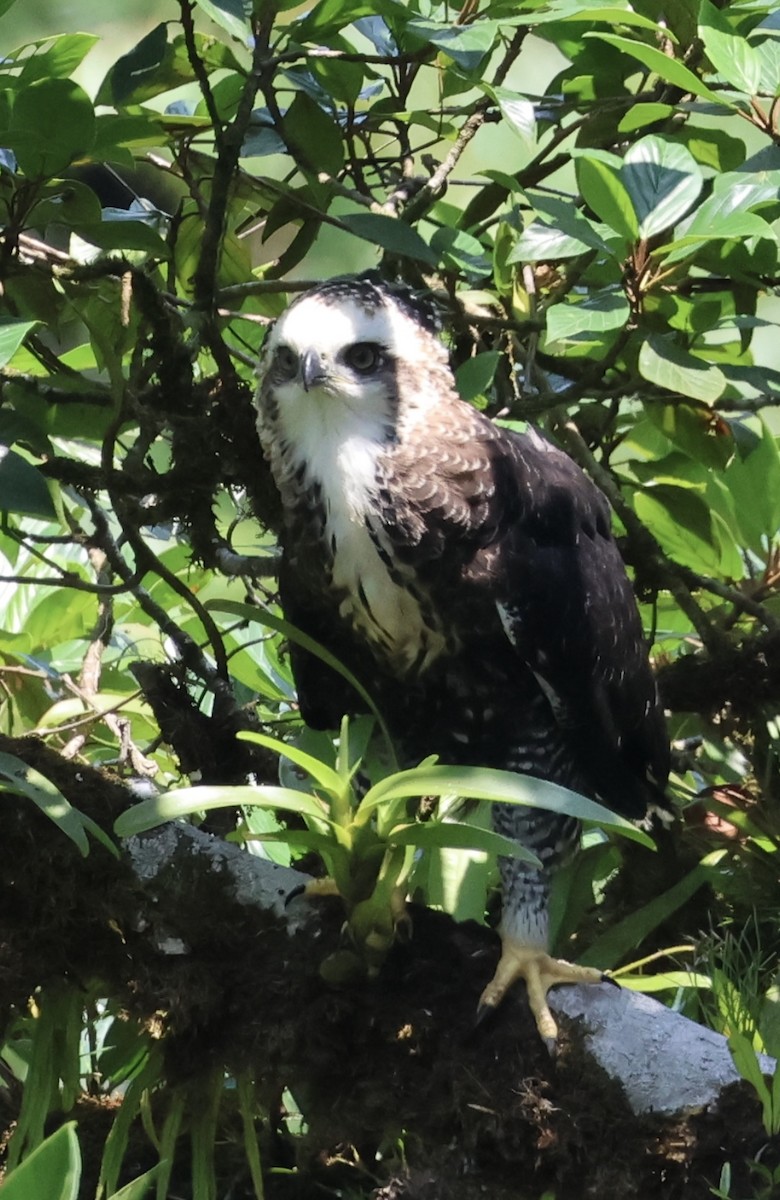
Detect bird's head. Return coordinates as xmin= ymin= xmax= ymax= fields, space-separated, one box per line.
xmin=255 ymin=276 xmax=452 ymax=457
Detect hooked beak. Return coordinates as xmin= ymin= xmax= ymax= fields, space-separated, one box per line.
xmin=301 ymin=348 xmax=326 ymax=392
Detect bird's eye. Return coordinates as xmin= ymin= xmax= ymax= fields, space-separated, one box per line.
xmin=275 ymin=345 xmax=299 ymax=379
xmin=344 ymin=342 xmax=383 ymax=374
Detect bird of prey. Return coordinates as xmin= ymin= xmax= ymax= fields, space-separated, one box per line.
xmin=255 ymin=274 xmax=669 ymax=1042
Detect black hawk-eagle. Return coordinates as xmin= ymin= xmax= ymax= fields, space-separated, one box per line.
xmin=255 ymin=274 xmax=669 ymax=1042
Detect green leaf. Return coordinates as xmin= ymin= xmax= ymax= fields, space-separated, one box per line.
xmin=0 ymin=447 xmax=56 ymax=518
xmin=755 ymin=38 xmax=780 ymax=97
xmin=16 ymin=33 xmax=100 ymax=84
xmin=546 ymin=289 xmax=630 ymax=341
xmin=406 ymin=18 xmax=498 ymax=70
xmin=114 ymin=785 xmax=334 ymax=838
xmin=0 ymin=752 xmax=117 ymax=857
xmin=283 ymin=91 xmax=344 ymax=178
xmin=1 ymin=1123 xmax=81 ymax=1200
xmin=724 ymin=418 xmax=780 ymax=551
xmin=237 ymin=729 xmax=345 ymax=795
xmin=489 ymin=86 xmax=536 ymax=151
xmin=430 ymin=226 xmax=489 ymax=276
xmin=389 ymin=819 xmax=540 ymax=865
xmin=193 ymin=0 xmax=250 ymax=41
xmin=339 ymin=212 xmax=437 ymax=266
xmin=0 ymin=318 xmax=38 ymax=367
xmin=7 ymin=78 xmax=95 ymax=177
xmin=109 ymin=1165 xmax=162 ymax=1200
xmin=639 ymin=333 xmax=726 ymax=402
xmin=633 ymin=487 xmax=722 ymax=573
xmin=579 ymin=863 xmax=710 ymax=968
xmin=618 ymin=103 xmax=674 ymax=133
xmin=588 ymin=32 xmax=724 ymax=104
xmin=576 ymin=153 xmax=638 ymax=243
xmin=509 ymin=223 xmax=594 ymax=263
xmin=698 ymin=0 xmax=763 ymax=95
xmin=361 ymin=765 xmax=654 ymax=846
xmin=621 ymin=135 xmax=702 ymax=239
xmin=73 ymin=219 xmax=171 ymax=258
xmin=526 ymin=191 xmax=615 ymax=255
xmin=98 ymin=24 xmax=180 ymax=106
xmin=455 ymin=351 xmax=500 ymax=402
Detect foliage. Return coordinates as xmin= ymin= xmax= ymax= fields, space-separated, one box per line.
xmin=1 ymin=0 xmax=780 ymax=1193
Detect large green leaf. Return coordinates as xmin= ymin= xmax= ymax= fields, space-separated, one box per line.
xmin=16 ymin=33 xmax=100 ymax=84
xmin=0 ymin=447 xmax=56 ymax=518
xmin=621 ymin=135 xmax=702 ymax=239
xmin=508 ymin=221 xmax=594 ymax=262
xmin=698 ymin=0 xmax=763 ymax=95
xmin=114 ymin=785 xmax=336 ymax=838
xmin=389 ymin=819 xmax=540 ymax=865
xmin=0 ymin=318 xmax=38 ymax=368
xmin=0 ymin=752 xmax=117 ymax=857
xmin=576 ymin=152 xmax=638 ymax=243
xmin=339 ymin=212 xmax=437 ymax=266
xmin=578 ymin=862 xmax=711 ymax=968
xmin=639 ymin=334 xmax=726 ymax=403
xmin=723 ymin=418 xmax=780 ymax=552
xmin=1 ymin=1123 xmax=81 ymax=1200
xmin=360 ymin=765 xmax=654 ymax=846
xmin=405 ymin=18 xmax=498 ymax=70
xmin=283 ymin=91 xmax=344 ymax=178
xmin=6 ymin=78 xmax=95 ymax=177
xmin=547 ymin=289 xmax=630 ymax=341
xmin=193 ymin=0 xmax=250 ymax=41
xmin=588 ymin=32 xmax=724 ymax=103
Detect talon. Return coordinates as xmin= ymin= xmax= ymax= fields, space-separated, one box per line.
xmin=479 ymin=937 xmax=607 ymax=1044
xmin=602 ymin=972 xmax=621 ymax=989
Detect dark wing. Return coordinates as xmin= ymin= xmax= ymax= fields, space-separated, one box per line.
xmin=494 ymin=428 xmax=668 ymax=816
xmin=381 ymin=405 xmax=668 ymax=818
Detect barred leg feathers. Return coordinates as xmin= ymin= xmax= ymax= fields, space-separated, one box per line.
xmin=482 ymin=804 xmax=607 ymax=1045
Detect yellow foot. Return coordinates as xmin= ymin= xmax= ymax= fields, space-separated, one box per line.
xmin=477 ymin=940 xmax=611 ymax=1045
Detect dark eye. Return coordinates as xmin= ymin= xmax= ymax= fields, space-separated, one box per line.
xmin=275 ymin=345 xmax=298 ymax=379
xmin=344 ymin=342 xmax=383 ymax=374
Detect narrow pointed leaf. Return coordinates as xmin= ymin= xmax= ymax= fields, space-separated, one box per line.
xmin=361 ymin=765 xmax=654 ymax=845
xmin=114 ymin=784 xmax=332 ymax=837
xmin=389 ymin=820 xmax=541 ymax=865
xmin=588 ymin=33 xmax=725 ymax=104
xmin=238 ymin=729 xmax=344 ymax=794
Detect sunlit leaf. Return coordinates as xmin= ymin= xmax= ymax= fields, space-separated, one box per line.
xmin=193 ymin=0 xmax=250 ymax=42
xmin=0 ymin=752 xmax=117 ymax=857
xmin=588 ymin=32 xmax=724 ymax=103
xmin=639 ymin=334 xmax=726 ymax=403
xmin=698 ymin=0 xmax=763 ymax=95
xmin=114 ymin=785 xmax=335 ymax=838
xmin=361 ymin=765 xmax=654 ymax=846
xmin=405 ymin=18 xmax=498 ymax=70
xmin=622 ymin=135 xmax=702 ymax=239
xmin=546 ymin=290 xmax=630 ymax=341
xmin=576 ymin=152 xmax=638 ymax=243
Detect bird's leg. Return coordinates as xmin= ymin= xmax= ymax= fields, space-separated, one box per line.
xmin=482 ymin=808 xmax=610 ymax=1044
xmin=477 ymin=937 xmax=607 ymax=1044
